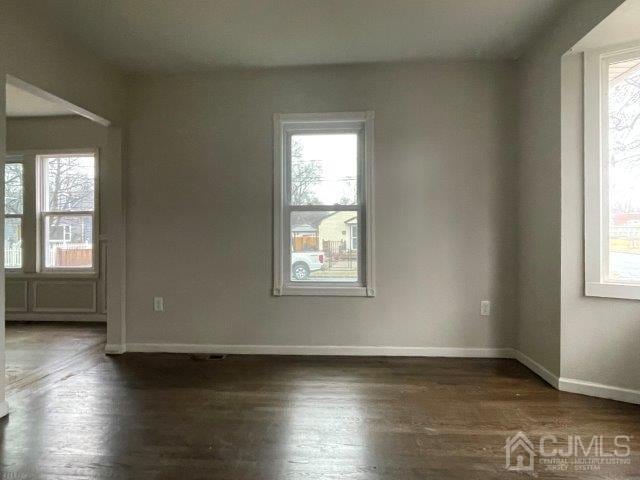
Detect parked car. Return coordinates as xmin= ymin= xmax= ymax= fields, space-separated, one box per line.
xmin=291 ymin=251 xmax=324 ymax=280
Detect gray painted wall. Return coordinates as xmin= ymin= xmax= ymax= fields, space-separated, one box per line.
xmin=125 ymin=62 xmax=518 ymax=348
xmin=515 ymin=0 xmax=628 ymax=378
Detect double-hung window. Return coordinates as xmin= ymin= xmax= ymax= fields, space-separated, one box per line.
xmin=5 ymin=156 xmax=24 ymax=270
xmin=38 ymin=152 xmax=97 ymax=272
xmin=585 ymin=43 xmax=640 ymax=299
xmin=273 ymin=112 xmax=375 ymax=296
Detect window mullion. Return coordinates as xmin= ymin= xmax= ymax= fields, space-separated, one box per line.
xmin=287 ymin=204 xmax=360 ymax=212
xmin=43 ymin=210 xmax=94 ymax=215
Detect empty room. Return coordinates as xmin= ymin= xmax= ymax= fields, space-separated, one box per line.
xmin=0 ymin=0 xmax=639 ymax=478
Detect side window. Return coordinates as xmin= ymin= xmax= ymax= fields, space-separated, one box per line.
xmin=39 ymin=153 xmax=97 ymax=271
xmin=585 ymin=45 xmax=640 ymax=299
xmin=4 ymin=158 xmax=24 ymax=269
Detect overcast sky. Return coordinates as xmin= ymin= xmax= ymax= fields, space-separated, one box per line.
xmin=292 ymin=133 xmax=357 ymax=205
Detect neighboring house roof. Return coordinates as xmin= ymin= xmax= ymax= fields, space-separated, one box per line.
xmin=318 ymin=211 xmax=358 ymax=225
xmin=291 ymin=224 xmax=317 ymax=234
xmin=293 ymin=211 xmax=334 ymax=228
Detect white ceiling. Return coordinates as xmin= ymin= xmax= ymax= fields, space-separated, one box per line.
xmin=43 ymin=0 xmax=570 ymax=72
xmin=6 ymin=83 xmax=75 ymax=117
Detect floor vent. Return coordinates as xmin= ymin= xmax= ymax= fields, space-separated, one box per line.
xmin=189 ymin=354 xmax=227 ymax=361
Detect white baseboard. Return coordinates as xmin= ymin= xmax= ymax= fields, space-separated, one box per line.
xmin=512 ymin=349 xmax=560 ymax=388
xmin=509 ymin=350 xmax=640 ymax=405
xmin=108 ymin=343 xmax=640 ymax=405
xmin=105 ymin=343 xmax=126 ymax=354
xmin=125 ymin=343 xmax=515 ymax=358
xmin=559 ymin=377 xmax=640 ymax=405
xmin=0 ymin=400 xmax=8 ymax=418
xmin=7 ymin=313 xmax=106 ymax=322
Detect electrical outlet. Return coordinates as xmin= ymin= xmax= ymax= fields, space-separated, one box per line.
xmin=480 ymin=300 xmax=491 ymax=316
xmin=153 ymin=297 xmax=164 ymax=312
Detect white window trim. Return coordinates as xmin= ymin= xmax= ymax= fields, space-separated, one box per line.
xmin=36 ymin=149 xmax=99 ymax=274
xmin=584 ymin=42 xmax=640 ymax=300
xmin=273 ymin=112 xmax=375 ymax=297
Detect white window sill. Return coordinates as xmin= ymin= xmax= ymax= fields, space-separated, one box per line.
xmin=274 ymin=285 xmax=375 ymax=297
xmin=585 ymin=281 xmax=640 ymax=300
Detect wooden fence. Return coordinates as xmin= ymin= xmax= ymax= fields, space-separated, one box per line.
xmin=49 ymin=244 xmax=93 ymax=267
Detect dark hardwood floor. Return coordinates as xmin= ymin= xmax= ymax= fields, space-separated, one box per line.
xmin=1 ymin=323 xmax=639 ymax=479
xmin=5 ymin=321 xmax=106 ymax=396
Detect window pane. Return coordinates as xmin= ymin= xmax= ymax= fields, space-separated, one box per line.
xmin=290 ymin=134 xmax=358 ymax=206
xmin=608 ymin=58 xmax=640 ymax=282
xmin=44 ymin=214 xmax=93 ymax=269
xmin=5 ymin=163 xmax=23 ymax=215
xmin=290 ymin=210 xmax=358 ymax=282
xmin=45 ymin=155 xmax=95 ymax=212
xmin=4 ymin=218 xmax=22 ymax=269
